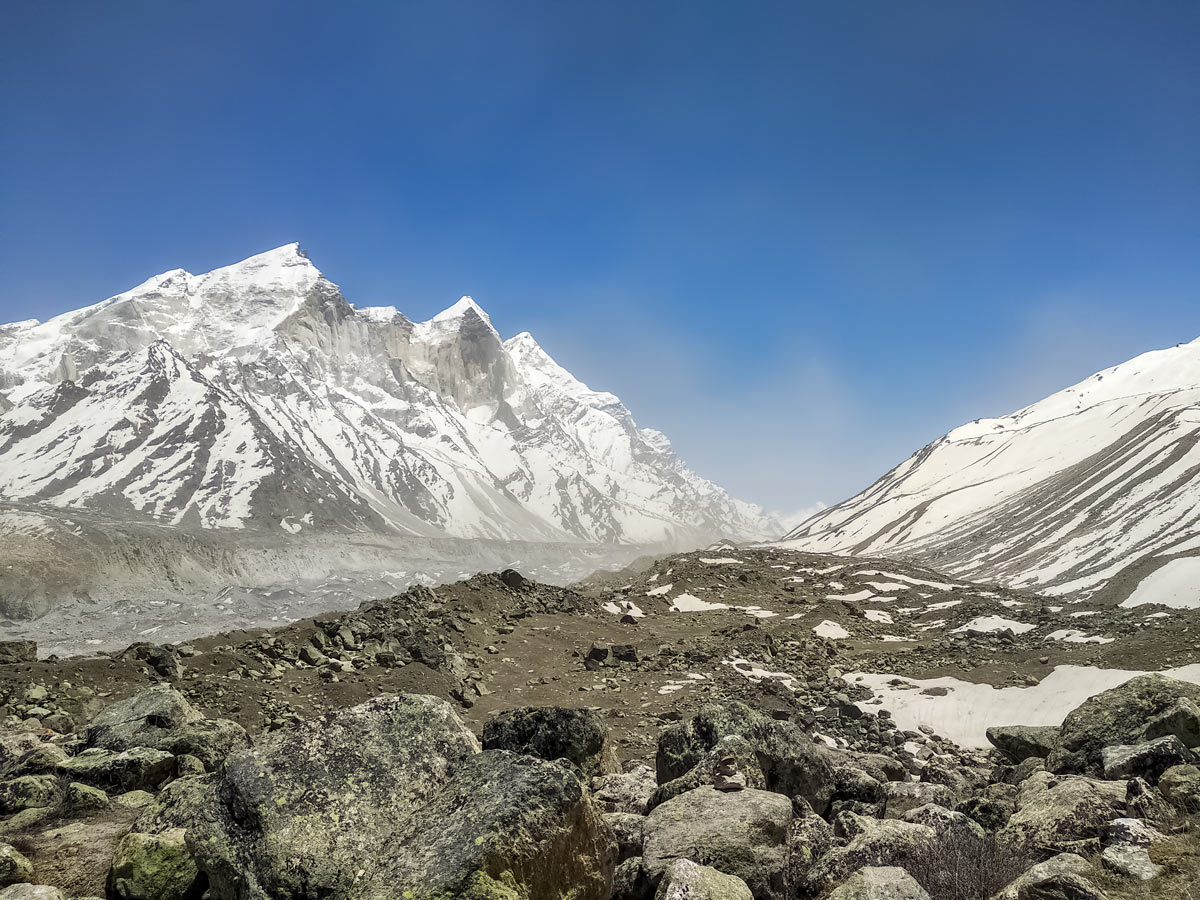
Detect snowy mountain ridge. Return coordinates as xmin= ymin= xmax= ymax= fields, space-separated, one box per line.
xmin=781 ymin=336 xmax=1200 ymax=604
xmin=0 ymin=244 xmax=775 ymax=546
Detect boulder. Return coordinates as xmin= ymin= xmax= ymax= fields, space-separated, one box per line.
xmin=0 ymin=888 xmax=65 ymax=900
xmin=86 ymin=686 xmax=248 ymax=770
xmin=986 ymin=726 xmax=1060 ymax=764
xmin=0 ymin=844 xmax=32 ymax=887
xmin=108 ymin=828 xmax=199 ymax=900
xmin=0 ymin=775 xmax=59 ymax=812
xmin=1124 ymin=776 xmax=1177 ymax=830
xmin=1099 ymin=817 xmax=1163 ymax=847
xmin=1143 ymin=697 xmax=1200 ymax=748
xmin=1048 ymin=675 xmax=1200 ymax=775
xmin=57 ymin=747 xmax=176 ymax=792
xmin=956 ymin=796 xmax=1014 ymax=832
xmin=7 ymin=744 xmax=68 ymax=777
xmin=829 ymin=764 xmax=886 ymax=818
xmin=828 ymin=866 xmax=932 ymax=900
xmin=1100 ymin=735 xmax=1192 ymax=783
xmin=643 ymin=786 xmax=792 ymax=900
xmin=651 ymin=735 xmax=765 ymax=809
xmin=903 ymin=803 xmax=985 ymax=843
xmin=594 ymin=765 xmax=657 ymax=815
xmin=655 ymin=704 xmax=839 ymax=815
xmin=115 ymin=694 xmax=616 ymax=900
xmin=65 ymin=782 xmax=110 ymax=812
xmin=785 ymin=814 xmax=833 ymax=885
xmin=1011 ymin=872 xmax=1106 ymax=899
xmin=1158 ymin=763 xmax=1200 ymax=812
xmin=805 ymin=814 xmax=935 ymax=894
xmin=655 ymin=859 xmax=753 ymax=900
xmin=605 ymin=812 xmax=647 ymax=862
xmin=990 ymin=853 xmax=1094 ymax=900
xmin=0 ymin=734 xmax=42 ymax=771
xmin=1100 ymin=844 xmax=1162 ymax=881
xmin=482 ymin=705 xmax=619 ymax=777
xmin=884 ymin=782 xmax=955 ymax=820
xmin=614 ymin=858 xmax=653 ymax=900
xmin=999 ymin=772 xmax=1125 ymax=856
xmin=0 ymin=643 xmax=36 ymax=666
xmin=86 ymin=686 xmax=203 ymax=751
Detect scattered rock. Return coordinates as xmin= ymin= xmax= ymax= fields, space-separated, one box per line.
xmin=828 ymin=866 xmax=932 ymax=900
xmin=481 ymin=705 xmax=619 ymax=777
xmin=655 ymin=858 xmax=753 ymax=900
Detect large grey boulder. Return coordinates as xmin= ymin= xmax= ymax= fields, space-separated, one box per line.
xmin=481 ymin=705 xmax=619 ymax=778
xmin=0 ymin=775 xmax=59 ymax=813
xmin=86 ymin=685 xmax=249 ymax=771
xmin=999 ymin=772 xmax=1125 ymax=856
xmin=903 ymin=803 xmax=985 ymax=843
xmin=990 ymin=853 xmax=1094 ymax=900
xmin=0 ymin=845 xmax=32 ymax=888
xmin=1144 ymin=697 xmax=1200 ymax=747
xmin=0 ymin=887 xmax=65 ymax=900
xmin=828 ymin=866 xmax=932 ymax=900
xmin=651 ymin=735 xmax=766 ymax=809
xmin=987 ymin=726 xmax=1060 ymax=763
xmin=1100 ymin=735 xmax=1192 ymax=783
xmin=605 ymin=812 xmax=647 ymax=862
xmin=113 ymin=694 xmax=617 ymax=900
xmin=594 ymin=765 xmax=657 ymax=815
xmin=883 ymin=782 xmax=955 ymax=820
xmin=643 ymin=786 xmax=792 ymax=900
xmin=655 ymin=859 xmax=753 ymax=900
xmin=1158 ymin=763 xmax=1200 ymax=812
xmin=1048 ymin=675 xmax=1200 ymax=775
xmin=57 ymin=747 xmax=176 ymax=792
xmin=1100 ymin=844 xmax=1162 ymax=881
xmin=805 ymin=814 xmax=935 ymax=895
xmin=655 ymin=703 xmax=839 ymax=815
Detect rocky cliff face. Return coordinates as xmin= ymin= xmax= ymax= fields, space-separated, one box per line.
xmin=0 ymin=244 xmax=774 ymax=547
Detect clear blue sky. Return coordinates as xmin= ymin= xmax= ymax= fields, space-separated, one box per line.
xmin=2 ymin=1 xmax=1197 ymax=513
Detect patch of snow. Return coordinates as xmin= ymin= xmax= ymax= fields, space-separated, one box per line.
xmin=1120 ymin=558 xmax=1200 ymax=609
xmin=700 ymin=557 xmax=743 ymax=565
xmin=813 ymin=620 xmax=850 ymax=639
xmin=865 ymin=610 xmax=894 ymax=624
xmin=952 ymin=616 xmax=1036 ymax=635
xmin=1046 ymin=629 xmax=1115 ymax=644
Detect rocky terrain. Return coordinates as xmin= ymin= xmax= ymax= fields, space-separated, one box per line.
xmin=0 ymin=547 xmax=1196 ymax=899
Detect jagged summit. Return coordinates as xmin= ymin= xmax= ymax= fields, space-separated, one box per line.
xmin=0 ymin=245 xmax=776 ymax=547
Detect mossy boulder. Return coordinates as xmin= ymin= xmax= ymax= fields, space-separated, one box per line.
xmin=109 ymin=828 xmax=201 ymax=900
xmin=1048 ymin=675 xmax=1200 ymax=776
xmin=482 ymin=706 xmax=619 ymax=778
xmin=0 ymin=843 xmax=33 ymax=887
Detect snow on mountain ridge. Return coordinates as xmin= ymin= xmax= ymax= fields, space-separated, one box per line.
xmin=0 ymin=245 xmax=776 ymax=547
xmin=781 ymin=335 xmax=1200 ymax=603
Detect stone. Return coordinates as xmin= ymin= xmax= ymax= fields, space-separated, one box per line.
xmin=166 ymin=719 xmax=250 ymax=771
xmin=86 ymin=685 xmax=203 ymax=752
xmin=1100 ymin=735 xmax=1192 ymax=783
xmin=1124 ymin=776 xmax=1177 ymax=830
xmin=655 ymin=703 xmax=839 ymax=815
xmin=655 ymin=858 xmax=753 ymax=900
xmin=0 ymin=775 xmax=59 ymax=812
xmin=991 ymin=854 xmax=1095 ymax=900
xmin=115 ymin=694 xmax=616 ymax=900
xmin=65 ymin=781 xmax=110 ymax=811
xmin=56 ymin=747 xmax=176 ymax=792
xmin=0 ymin=887 xmax=65 ymax=900
xmin=0 ymin=844 xmax=33 ymax=887
xmin=805 ymin=814 xmax=936 ymax=895
xmin=830 ymin=764 xmax=886 ymax=817
xmin=0 ymin=642 xmax=36 ymax=666
xmin=1100 ymin=844 xmax=1162 ymax=881
xmin=651 ymin=735 xmax=766 ymax=809
xmin=987 ymin=726 xmax=1060 ymax=763
xmin=1158 ymin=763 xmax=1200 ymax=812
xmin=614 ymin=858 xmax=653 ymax=900
xmin=828 ymin=866 xmax=932 ymax=900
xmin=1100 ymin=817 xmax=1164 ymax=847
xmin=999 ymin=772 xmax=1125 ymax=855
xmin=482 ymin=705 xmax=619 ymax=777
xmin=1012 ymin=872 xmax=1106 ymax=899
xmin=0 ymin=733 xmax=42 ymax=770
xmin=643 ymin=786 xmax=793 ymax=900
xmin=883 ymin=781 xmax=955 ymax=819
xmin=605 ymin=812 xmax=647 ymax=862
xmin=1048 ymin=674 xmax=1200 ymax=775
xmin=956 ymin=796 xmax=1013 ymax=832
xmin=109 ymin=828 xmax=199 ymax=900
xmin=593 ymin=765 xmax=657 ymax=815
xmin=903 ymin=803 xmax=986 ymax=843
xmin=1143 ymin=697 xmax=1200 ymax=748
xmin=8 ymin=743 xmax=69 ymax=776
xmin=785 ymin=814 xmax=833 ymax=886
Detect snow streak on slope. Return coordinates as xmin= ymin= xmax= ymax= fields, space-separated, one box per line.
xmin=780 ymin=338 xmax=1200 ymax=600
xmin=0 ymin=245 xmax=774 ymax=546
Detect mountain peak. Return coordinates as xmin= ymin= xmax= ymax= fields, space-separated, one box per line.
xmin=430 ymin=296 xmax=492 ymax=327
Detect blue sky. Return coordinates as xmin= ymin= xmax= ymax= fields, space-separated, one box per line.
xmin=2 ymin=1 xmax=1197 ymax=513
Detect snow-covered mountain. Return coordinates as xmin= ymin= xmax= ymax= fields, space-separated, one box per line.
xmin=0 ymin=244 xmax=773 ymax=547
xmin=781 ymin=337 xmax=1200 ymax=604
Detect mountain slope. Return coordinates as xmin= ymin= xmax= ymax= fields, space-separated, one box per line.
xmin=780 ymin=337 xmax=1200 ymax=603
xmin=0 ymin=244 xmax=773 ymax=549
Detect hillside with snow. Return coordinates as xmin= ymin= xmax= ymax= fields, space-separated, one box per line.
xmin=780 ymin=337 xmax=1200 ymax=606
